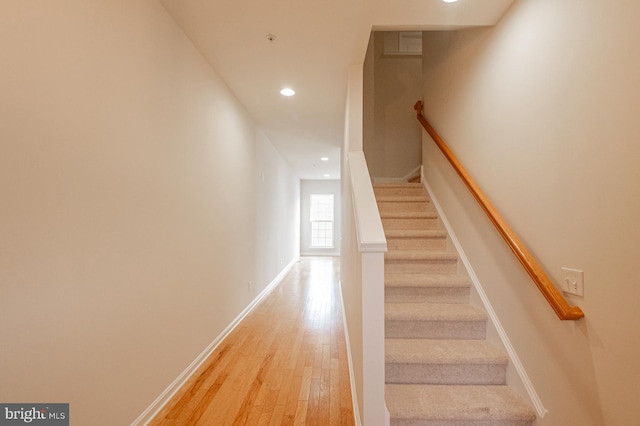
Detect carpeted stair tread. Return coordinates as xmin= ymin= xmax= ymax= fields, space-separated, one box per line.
xmin=386 ymin=339 xmax=507 ymax=385
xmin=385 ymin=302 xmax=487 ymax=322
xmin=377 ymin=195 xmax=431 ymax=202
xmin=386 ymin=384 xmax=536 ymax=423
xmin=385 ymin=274 xmax=471 ymax=288
xmin=380 ymin=211 xmax=438 ymax=219
xmin=385 ymin=229 xmax=448 ymax=238
xmin=386 ymin=339 xmax=508 ymax=365
xmin=386 ymin=250 xmax=458 ymax=262
xmin=385 ymin=274 xmax=472 ymax=304
xmin=386 ymin=229 xmax=448 ymax=250
xmin=374 ymin=183 xmax=427 ymax=197
xmin=374 ymin=183 xmax=424 ymax=188
xmin=385 ymin=252 xmax=458 ymax=274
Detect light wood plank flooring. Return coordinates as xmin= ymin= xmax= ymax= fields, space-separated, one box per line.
xmin=150 ymin=256 xmax=355 ymax=425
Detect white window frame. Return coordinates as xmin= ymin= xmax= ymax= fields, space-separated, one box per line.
xmin=310 ymin=194 xmax=334 ymax=248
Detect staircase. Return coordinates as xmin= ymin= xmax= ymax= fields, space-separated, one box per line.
xmin=375 ymin=182 xmax=536 ymax=426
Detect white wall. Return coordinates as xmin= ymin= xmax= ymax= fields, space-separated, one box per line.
xmin=421 ymin=1 xmax=640 ymax=424
xmin=255 ymin=133 xmax=301 ymax=285
xmin=0 ymin=1 xmax=299 ymax=424
xmin=300 ymin=180 xmax=341 ymax=256
xmin=363 ymin=32 xmax=422 ymax=180
xmin=341 ymin=64 xmax=366 ymax=423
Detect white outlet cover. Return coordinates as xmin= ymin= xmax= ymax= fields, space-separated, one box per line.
xmin=561 ymin=267 xmax=584 ymax=297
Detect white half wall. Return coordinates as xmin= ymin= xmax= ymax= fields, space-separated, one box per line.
xmin=0 ymin=1 xmax=299 ymax=425
xmin=341 ymin=63 xmax=365 ymax=424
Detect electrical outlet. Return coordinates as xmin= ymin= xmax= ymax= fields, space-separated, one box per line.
xmin=561 ymin=267 xmax=584 ymax=297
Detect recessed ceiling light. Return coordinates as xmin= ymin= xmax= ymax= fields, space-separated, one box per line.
xmin=280 ymin=88 xmax=295 ymax=97
xmin=324 ymin=174 xmax=330 ymax=178
xmin=320 ymin=157 xmax=329 ymax=161
xmin=442 ymin=0 xmax=459 ymax=3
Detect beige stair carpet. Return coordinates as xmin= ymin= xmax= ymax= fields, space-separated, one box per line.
xmin=375 ymin=182 xmax=536 ymax=426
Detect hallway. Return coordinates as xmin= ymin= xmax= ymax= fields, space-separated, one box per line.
xmin=150 ymin=257 xmax=355 ymax=425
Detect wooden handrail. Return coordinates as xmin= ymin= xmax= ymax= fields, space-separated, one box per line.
xmin=414 ymin=101 xmax=584 ymax=320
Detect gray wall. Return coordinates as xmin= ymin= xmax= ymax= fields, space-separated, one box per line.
xmin=364 ymin=31 xmax=422 ymax=180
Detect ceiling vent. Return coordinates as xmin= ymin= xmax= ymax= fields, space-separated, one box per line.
xmin=383 ymin=31 xmax=422 ymax=56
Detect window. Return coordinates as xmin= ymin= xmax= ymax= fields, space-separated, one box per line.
xmin=310 ymin=194 xmax=334 ymax=248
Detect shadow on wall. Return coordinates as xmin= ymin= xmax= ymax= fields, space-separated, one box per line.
xmin=363 ymin=31 xmax=422 ymax=181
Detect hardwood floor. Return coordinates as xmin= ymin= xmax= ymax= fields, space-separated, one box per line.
xmin=150 ymin=256 xmax=355 ymax=426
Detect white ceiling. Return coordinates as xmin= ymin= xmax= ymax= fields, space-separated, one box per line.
xmin=159 ymin=0 xmax=515 ymax=180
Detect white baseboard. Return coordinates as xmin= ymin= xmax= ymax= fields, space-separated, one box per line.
xmin=422 ymin=180 xmax=548 ymax=419
xmin=402 ymin=165 xmax=422 ymax=182
xmin=371 ymin=165 xmax=422 ymax=184
xmin=300 ymin=251 xmax=340 ymax=257
xmin=372 ymin=177 xmax=406 ymax=184
xmin=337 ymin=279 xmax=362 ymax=426
xmin=130 ymin=257 xmax=300 ymax=426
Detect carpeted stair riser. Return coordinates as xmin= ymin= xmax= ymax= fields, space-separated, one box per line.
xmin=386 ymin=319 xmax=487 ymax=340
xmin=390 ymin=419 xmax=533 ymax=426
xmin=375 ymin=189 xmax=425 ymax=198
xmin=385 ymin=229 xmax=448 ymax=251
xmin=382 ymin=216 xmax=439 ymax=230
xmin=386 ymin=237 xmax=447 ymax=251
xmin=385 ymin=286 xmax=470 ymax=304
xmin=385 ymin=273 xmax=471 ymax=304
xmin=386 ymin=339 xmax=508 ymax=385
xmin=385 ymin=303 xmax=487 ymax=339
xmin=385 ymin=258 xmax=458 ymax=275
xmin=378 ymin=201 xmax=433 ymax=213
xmin=387 ymin=363 xmax=506 ymax=386
xmin=384 ymin=273 xmax=471 ymax=288
xmin=377 ymin=195 xmax=431 ymax=202
xmin=386 ymin=384 xmax=536 ymax=426
xmin=373 ymin=182 xmax=425 ymax=194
